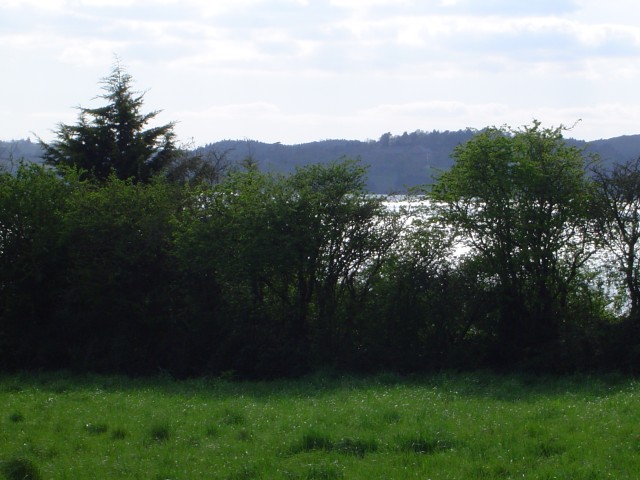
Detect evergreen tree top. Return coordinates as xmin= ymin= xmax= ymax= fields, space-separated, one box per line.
xmin=40 ymin=61 xmax=177 ymax=183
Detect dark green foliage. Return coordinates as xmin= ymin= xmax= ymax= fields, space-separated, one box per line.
xmin=1 ymin=457 xmax=41 ymax=480
xmin=8 ymin=412 xmax=23 ymax=423
xmin=40 ymin=61 xmax=177 ymax=184
xmin=333 ymin=437 xmax=378 ymax=457
xmin=173 ymin=158 xmax=401 ymax=376
xmin=59 ymin=176 xmax=181 ymax=373
xmin=0 ymin=164 xmax=185 ymax=373
xmin=219 ymin=409 xmax=245 ymax=426
xmin=0 ymin=164 xmax=79 ymax=369
xmin=166 ymin=146 xmax=231 ymax=187
xmin=531 ymin=439 xmax=565 ymax=458
xmin=226 ymin=465 xmax=259 ymax=480
xmin=364 ymin=219 xmax=453 ymax=369
xmin=432 ymin=122 xmax=599 ymax=368
xmin=148 ymin=423 xmax=171 ymax=443
xmin=380 ymin=409 xmax=401 ymax=424
xmin=110 ymin=428 xmax=127 ymax=440
xmin=292 ymin=432 xmax=376 ymax=457
xmin=395 ymin=433 xmax=456 ymax=454
xmin=0 ymin=123 xmax=634 ymax=377
xmin=592 ymin=157 xmax=640 ymax=324
xmin=84 ymin=423 xmax=108 ymax=435
xmin=303 ymin=463 xmax=344 ymax=480
xmin=295 ymin=431 xmax=334 ymax=453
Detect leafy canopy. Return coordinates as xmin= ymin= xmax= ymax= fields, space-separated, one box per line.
xmin=431 ymin=122 xmax=595 ymax=360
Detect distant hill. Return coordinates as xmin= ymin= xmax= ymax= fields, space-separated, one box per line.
xmin=583 ymin=134 xmax=640 ymax=165
xmin=203 ymin=129 xmax=477 ymax=193
xmin=0 ymin=138 xmax=42 ymax=172
xmin=200 ymin=130 xmax=640 ymax=193
xmin=3 ymin=130 xmax=640 ymax=193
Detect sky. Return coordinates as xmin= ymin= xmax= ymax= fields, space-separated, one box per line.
xmin=3 ymin=0 xmax=640 ymax=146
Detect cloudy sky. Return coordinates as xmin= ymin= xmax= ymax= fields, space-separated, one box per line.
xmin=2 ymin=0 xmax=640 ymax=146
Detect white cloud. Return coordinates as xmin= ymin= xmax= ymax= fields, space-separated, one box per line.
xmin=364 ymin=101 xmax=507 ymax=117
xmin=574 ymin=0 xmax=640 ymax=24
xmin=2 ymin=0 xmax=640 ymax=144
xmin=178 ymin=0 xmax=279 ymax=18
xmin=178 ymin=102 xmax=281 ymax=120
xmin=77 ymin=0 xmax=138 ymax=6
xmin=57 ymin=40 xmax=127 ymax=66
xmin=1 ymin=0 xmax=66 ymax=9
xmin=330 ymin=0 xmax=413 ymax=8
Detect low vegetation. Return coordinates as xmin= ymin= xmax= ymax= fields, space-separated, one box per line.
xmin=1 ymin=371 xmax=639 ymax=479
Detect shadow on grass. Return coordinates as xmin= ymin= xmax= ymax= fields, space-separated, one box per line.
xmin=146 ymin=422 xmax=171 ymax=445
xmin=290 ymin=430 xmax=378 ymax=458
xmin=0 ymin=369 xmax=636 ymax=403
xmin=394 ymin=432 xmax=458 ymax=454
xmin=0 ymin=457 xmax=41 ymax=480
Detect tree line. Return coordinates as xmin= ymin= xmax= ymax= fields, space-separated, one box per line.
xmin=2 ymin=65 xmax=640 ymax=378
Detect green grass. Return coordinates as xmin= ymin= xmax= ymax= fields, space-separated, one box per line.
xmin=1 ymin=371 xmax=639 ymax=479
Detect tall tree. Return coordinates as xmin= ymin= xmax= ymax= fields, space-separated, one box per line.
xmin=40 ymin=61 xmax=177 ymax=183
xmin=592 ymin=157 xmax=640 ymax=323
xmin=432 ymin=122 xmax=595 ymax=365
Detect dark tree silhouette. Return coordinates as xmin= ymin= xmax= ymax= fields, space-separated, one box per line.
xmin=40 ymin=60 xmax=177 ymax=183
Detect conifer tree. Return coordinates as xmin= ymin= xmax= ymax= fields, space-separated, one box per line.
xmin=41 ymin=60 xmax=177 ymax=183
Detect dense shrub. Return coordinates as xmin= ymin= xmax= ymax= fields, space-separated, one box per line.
xmin=0 ymin=141 xmax=632 ymax=377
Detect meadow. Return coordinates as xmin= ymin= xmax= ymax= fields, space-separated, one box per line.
xmin=1 ymin=371 xmax=639 ymax=479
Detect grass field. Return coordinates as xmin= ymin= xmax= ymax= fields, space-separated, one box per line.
xmin=1 ymin=371 xmax=639 ymax=479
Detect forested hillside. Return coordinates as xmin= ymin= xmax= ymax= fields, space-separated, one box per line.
xmin=4 ymin=131 xmax=640 ymax=193
xmin=0 ymin=138 xmax=41 ymax=171
xmin=179 ymin=131 xmax=640 ymax=192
